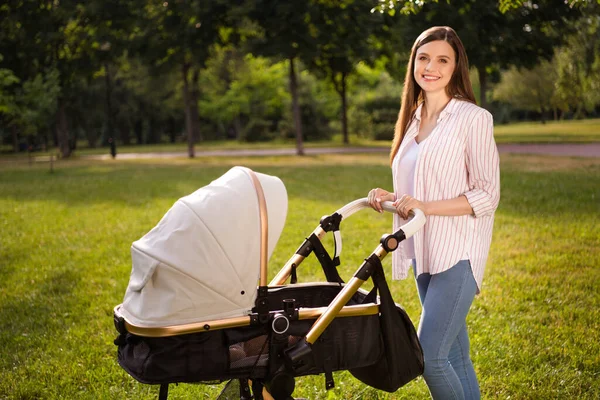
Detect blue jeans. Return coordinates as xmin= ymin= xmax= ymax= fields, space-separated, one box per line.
xmin=413 ymin=260 xmax=480 ymax=400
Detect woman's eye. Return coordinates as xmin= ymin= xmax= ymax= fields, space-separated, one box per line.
xmin=440 ymin=59 xmax=447 ymax=63
xmin=418 ymin=56 xmax=427 ymax=61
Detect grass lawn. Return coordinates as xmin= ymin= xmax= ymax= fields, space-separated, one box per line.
xmin=0 ymin=153 xmax=599 ymax=399
xmin=493 ymin=118 xmax=600 ymax=143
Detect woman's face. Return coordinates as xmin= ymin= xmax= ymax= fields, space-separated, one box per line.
xmin=413 ymin=40 xmax=456 ymax=95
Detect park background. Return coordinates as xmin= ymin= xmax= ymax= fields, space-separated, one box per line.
xmin=1 ymin=0 xmax=599 ymax=399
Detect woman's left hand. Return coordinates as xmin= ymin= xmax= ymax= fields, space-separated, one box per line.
xmin=393 ymin=194 xmax=427 ymax=219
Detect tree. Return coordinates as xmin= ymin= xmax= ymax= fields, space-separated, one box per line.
xmin=131 ymin=0 xmax=230 ymax=157
xmin=0 ymin=0 xmax=139 ymax=157
xmin=83 ymin=0 xmax=140 ymax=156
xmin=372 ymin=0 xmax=592 ymax=15
xmin=199 ymin=50 xmax=289 ymax=142
xmin=306 ymin=0 xmax=384 ymax=144
xmin=246 ymin=0 xmax=322 ymax=155
xmin=553 ymin=9 xmax=600 ymax=118
xmin=385 ymin=0 xmax=580 ymax=109
xmin=493 ymin=62 xmax=558 ymax=122
xmin=0 ymin=56 xmax=21 ymax=152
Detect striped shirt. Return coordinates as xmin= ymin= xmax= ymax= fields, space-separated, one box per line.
xmin=391 ymin=98 xmax=500 ymax=292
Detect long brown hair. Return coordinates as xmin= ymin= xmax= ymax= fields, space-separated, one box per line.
xmin=390 ymin=26 xmax=476 ymax=163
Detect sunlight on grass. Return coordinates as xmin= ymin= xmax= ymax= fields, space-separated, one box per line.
xmin=1 ymin=154 xmax=598 ymax=399
xmin=494 ymin=118 xmax=600 ymax=143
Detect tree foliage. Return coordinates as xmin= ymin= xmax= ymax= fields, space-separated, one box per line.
xmin=306 ymin=0 xmax=384 ymax=144
xmin=386 ymin=0 xmax=580 ymax=110
xmin=554 ymin=10 xmax=600 ymax=117
xmin=492 ymin=62 xmax=557 ymax=121
xmin=493 ymin=4 xmax=600 ymax=121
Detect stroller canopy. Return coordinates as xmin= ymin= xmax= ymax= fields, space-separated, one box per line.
xmin=120 ymin=167 xmax=288 ymax=327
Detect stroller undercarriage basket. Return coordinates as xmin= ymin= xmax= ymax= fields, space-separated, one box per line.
xmin=113 ymin=167 xmax=425 ymax=399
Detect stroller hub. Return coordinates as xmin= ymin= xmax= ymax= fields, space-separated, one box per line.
xmin=272 ymin=313 xmax=290 ymax=335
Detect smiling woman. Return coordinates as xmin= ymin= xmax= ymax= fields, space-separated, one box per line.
xmin=367 ymin=26 xmax=499 ymax=400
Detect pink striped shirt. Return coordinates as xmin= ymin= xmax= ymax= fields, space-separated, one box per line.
xmin=391 ymin=98 xmax=500 ymax=292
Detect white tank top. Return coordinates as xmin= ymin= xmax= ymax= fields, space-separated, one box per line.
xmin=396 ymin=138 xmax=420 ymax=258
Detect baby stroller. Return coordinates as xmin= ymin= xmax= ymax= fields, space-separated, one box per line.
xmin=113 ymin=166 xmax=426 ymax=399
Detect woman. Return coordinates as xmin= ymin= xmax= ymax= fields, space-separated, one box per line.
xmin=367 ymin=26 xmax=500 ymax=399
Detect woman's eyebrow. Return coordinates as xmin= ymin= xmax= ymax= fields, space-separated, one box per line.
xmin=416 ymin=52 xmax=451 ymax=59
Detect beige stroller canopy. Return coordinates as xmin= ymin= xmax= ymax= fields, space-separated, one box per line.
xmin=120 ymin=166 xmax=288 ymax=328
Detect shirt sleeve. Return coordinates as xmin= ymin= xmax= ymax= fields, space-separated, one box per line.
xmin=463 ymin=109 xmax=500 ymax=218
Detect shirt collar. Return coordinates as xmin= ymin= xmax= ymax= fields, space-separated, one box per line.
xmin=414 ymin=97 xmax=458 ymax=122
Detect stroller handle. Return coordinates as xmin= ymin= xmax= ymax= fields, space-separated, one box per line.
xmin=336 ymin=197 xmax=426 ymax=240
xmin=269 ymin=198 xmax=426 ymax=287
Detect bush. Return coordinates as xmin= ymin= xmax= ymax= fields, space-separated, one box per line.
xmin=373 ymin=123 xmax=394 ymax=141
xmin=280 ymin=102 xmax=333 ymax=142
xmin=360 ymin=96 xmax=398 ymax=141
xmin=241 ymin=118 xmax=274 ymax=142
xmin=348 ymin=108 xmax=373 ymax=138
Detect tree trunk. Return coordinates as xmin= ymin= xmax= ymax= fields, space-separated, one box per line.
xmin=168 ymin=117 xmax=176 ymax=143
xmin=85 ymin=129 xmax=97 ymax=148
xmin=148 ymin=118 xmax=159 ymax=144
xmin=540 ymin=109 xmax=547 ymax=124
xmin=120 ymin=120 xmax=131 ymax=145
xmin=340 ymin=72 xmax=349 ymax=144
xmin=233 ymin=116 xmax=243 ymax=141
xmin=56 ymin=100 xmax=71 ymax=158
xmin=182 ymin=63 xmax=195 ymax=158
xmin=134 ymin=119 xmax=144 ymax=144
xmin=41 ymin=130 xmax=48 ymax=152
xmin=477 ymin=65 xmax=488 ymax=110
xmin=289 ymin=57 xmax=304 ymax=156
xmin=105 ymin=62 xmax=116 ymax=158
xmin=11 ymin=124 xmax=18 ymax=153
xmin=190 ymin=68 xmax=202 ymax=142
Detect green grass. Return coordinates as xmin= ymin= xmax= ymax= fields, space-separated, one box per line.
xmin=494 ymin=118 xmax=600 ymax=143
xmin=1 ymin=153 xmax=599 ymax=399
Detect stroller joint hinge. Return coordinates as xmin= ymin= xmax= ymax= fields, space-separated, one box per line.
xmin=319 ymin=212 xmax=342 ymax=232
xmin=356 ymin=254 xmax=383 ymax=281
xmin=253 ymin=286 xmax=270 ymax=324
xmin=295 ymin=238 xmax=313 ymax=257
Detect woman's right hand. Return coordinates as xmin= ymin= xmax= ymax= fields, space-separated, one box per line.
xmin=367 ymin=188 xmax=395 ymax=213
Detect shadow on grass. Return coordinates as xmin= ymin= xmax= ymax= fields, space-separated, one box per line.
xmin=0 ymin=163 xmax=390 ymax=208
xmin=0 ymin=268 xmax=81 ymax=369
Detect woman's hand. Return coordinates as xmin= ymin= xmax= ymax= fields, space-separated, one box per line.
xmin=393 ymin=194 xmax=427 ymax=219
xmin=367 ymin=188 xmax=395 ymax=213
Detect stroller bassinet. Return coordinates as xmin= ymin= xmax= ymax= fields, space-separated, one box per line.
xmin=113 ymin=166 xmax=426 ymax=399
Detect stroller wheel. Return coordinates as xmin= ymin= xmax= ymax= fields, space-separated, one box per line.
xmin=265 ymin=372 xmax=295 ymax=400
